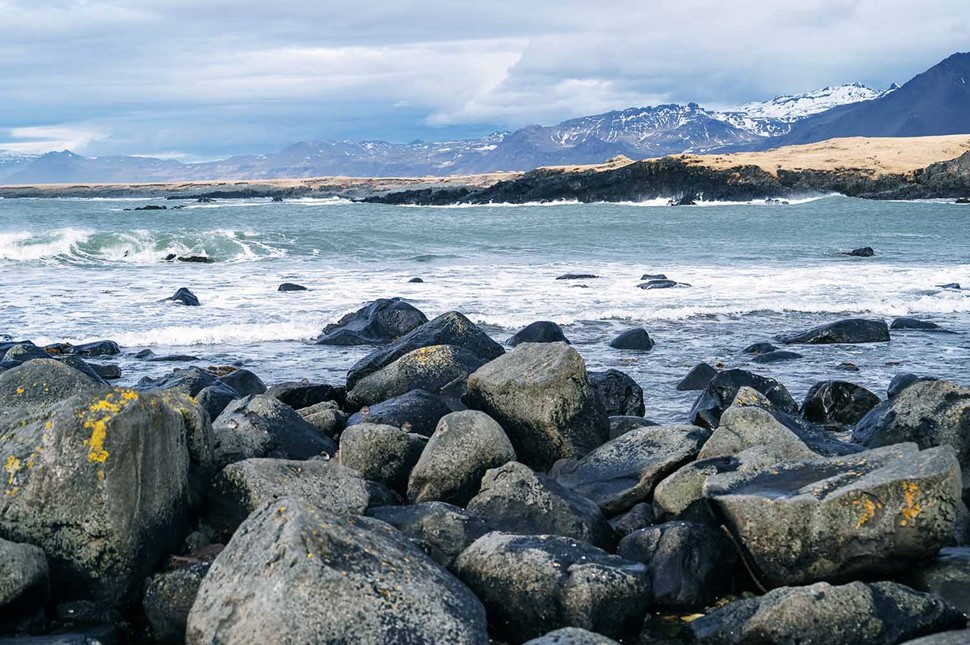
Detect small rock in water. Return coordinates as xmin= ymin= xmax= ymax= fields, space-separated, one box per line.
xmin=843 ymin=246 xmax=875 ymax=257
xmin=316 ymin=297 xmax=429 ymax=346
xmin=675 ymin=362 xmax=718 ymax=391
xmin=837 ymin=361 xmax=861 ymax=372
xmin=556 ymin=273 xmax=598 ymax=280
xmin=776 ymin=318 xmax=889 ymax=344
xmin=89 ymin=363 xmax=122 ymax=380
xmin=640 ymin=273 xmax=667 ymax=280
xmin=132 ymin=204 xmax=167 ymax=211
xmin=176 ymin=255 xmax=212 ymax=263
xmin=408 ymin=277 xmax=424 ymax=283
xmin=637 ymin=279 xmax=691 ymax=289
xmin=689 ymin=368 xmax=798 ymax=429
xmin=743 ymin=341 xmax=777 ymax=355
xmin=938 ymin=282 xmax=962 ymax=290
xmin=161 ymin=287 xmax=201 ymax=306
xmin=892 ymin=316 xmax=952 ymax=332
xmin=751 ymin=349 xmax=803 ymax=364
xmin=609 ymin=328 xmax=655 ymax=351
xmin=955 ymin=197 xmax=970 ymax=204
xmin=506 ymin=321 xmax=570 ymax=347
xmin=278 ymin=282 xmax=307 ymax=291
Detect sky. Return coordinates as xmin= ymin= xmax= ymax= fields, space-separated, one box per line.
xmin=0 ymin=0 xmax=967 ymax=160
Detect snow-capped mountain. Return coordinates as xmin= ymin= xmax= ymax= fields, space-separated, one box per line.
xmin=732 ymin=83 xmax=896 ymax=121
xmin=0 ymin=150 xmax=39 ymax=182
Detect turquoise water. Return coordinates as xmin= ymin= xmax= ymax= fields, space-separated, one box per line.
xmin=1 ymin=195 xmax=968 ymax=422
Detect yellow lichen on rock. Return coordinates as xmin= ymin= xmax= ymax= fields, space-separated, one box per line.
xmin=4 ymin=454 xmax=21 ymax=485
xmin=853 ymin=496 xmax=883 ymax=528
xmin=79 ymin=389 xmax=140 ymax=465
xmin=899 ymin=481 xmax=923 ymax=526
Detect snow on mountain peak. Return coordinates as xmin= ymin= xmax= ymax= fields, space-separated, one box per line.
xmin=732 ymin=83 xmax=891 ymax=121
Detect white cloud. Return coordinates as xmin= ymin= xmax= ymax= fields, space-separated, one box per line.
xmin=0 ymin=124 xmax=110 ymax=154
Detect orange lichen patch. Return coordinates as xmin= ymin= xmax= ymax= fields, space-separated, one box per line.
xmin=900 ymin=481 xmax=923 ymax=526
xmin=853 ymin=495 xmax=883 ymax=528
xmin=78 ymin=389 xmax=140 ymax=465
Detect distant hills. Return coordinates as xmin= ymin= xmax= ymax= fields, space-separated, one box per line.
xmin=2 ymin=53 xmax=968 ymax=183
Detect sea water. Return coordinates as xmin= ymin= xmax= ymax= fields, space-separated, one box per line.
xmin=1 ymin=195 xmax=968 ymax=422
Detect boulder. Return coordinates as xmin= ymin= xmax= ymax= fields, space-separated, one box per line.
xmin=550 ymin=424 xmax=711 ymax=515
xmin=901 ymin=630 xmax=970 ymax=645
xmin=137 ymin=366 xmax=218 ymax=397
xmin=0 ymin=342 xmax=49 ymax=371
xmin=211 ymin=394 xmax=336 ymax=469
xmin=408 ymin=277 xmax=424 ymax=283
xmin=688 ymin=368 xmax=798 ymax=429
xmin=346 ymin=311 xmax=504 ymax=389
xmin=297 ymin=400 xmax=347 ymax=438
xmin=87 ymin=362 xmax=121 ymax=381
xmin=676 ymin=362 xmax=718 ymax=391
xmin=316 ymin=297 xmax=429 ymax=346
xmin=608 ymin=503 xmax=654 ymax=539
xmin=851 ymin=379 xmax=970 ymax=500
xmin=888 ymin=373 xmax=936 ymax=399
xmin=464 ymin=342 xmax=608 ymax=471
xmin=195 ymin=382 xmax=239 ymax=421
xmin=907 ymin=547 xmax=970 ymax=616
xmin=143 ymin=562 xmax=209 ymax=643
xmin=608 ymin=328 xmax=655 ymax=351
xmin=338 ymin=423 xmax=427 ymax=491
xmin=637 ymin=279 xmax=690 ymax=289
xmin=751 ymin=349 xmax=802 ymax=364
xmin=652 ymin=455 xmax=742 ymax=525
xmin=206 ymin=458 xmax=395 ymax=535
xmin=219 ymin=368 xmax=267 ymax=397
xmin=467 ymin=462 xmax=614 ymax=548
xmin=407 ymin=410 xmax=516 ymax=506
xmin=557 ymin=273 xmax=598 ymax=280
xmin=523 ymin=628 xmax=620 ymax=645
xmin=742 ymin=342 xmax=777 ymax=355
xmin=454 ymin=532 xmax=649 ymax=642
xmin=162 ymin=287 xmax=200 ymax=306
xmin=589 ymin=369 xmax=644 ymax=417
xmin=776 ymin=318 xmax=890 ymax=344
xmin=640 ymin=273 xmax=667 ymax=280
xmin=801 ymin=380 xmax=881 ymax=428
xmin=346 ymin=344 xmax=486 ymax=408
xmin=507 ymin=321 xmax=571 ymax=347
xmin=187 ymin=498 xmax=489 ymax=644
xmin=844 ymin=246 xmax=875 ymax=257
xmin=0 ymin=387 xmax=200 ymax=604
xmin=0 ymin=538 xmax=49 ymax=632
xmin=608 ymin=416 xmax=658 ymax=440
xmin=689 ymin=581 xmax=965 ymax=645
xmin=704 ymin=443 xmax=961 ymax=587
xmin=277 ymin=283 xmax=307 ymax=292
xmin=266 ymin=380 xmax=344 ymax=410
xmin=0 ymin=359 xmax=103 ymax=419
xmin=346 ymin=388 xmax=452 ymax=437
xmin=72 ymin=340 xmax=121 ymax=357
xmin=892 ymin=317 xmax=952 ymax=332
xmin=617 ymin=521 xmax=737 ymax=611
xmin=366 ymin=502 xmax=490 ymax=569
xmin=938 ymin=282 xmax=963 ymax=290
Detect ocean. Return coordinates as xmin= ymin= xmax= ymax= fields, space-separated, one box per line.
xmin=1 ymin=195 xmax=968 ymax=422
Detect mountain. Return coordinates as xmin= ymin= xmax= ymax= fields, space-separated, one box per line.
xmin=0 ymin=150 xmax=39 ymax=182
xmin=765 ymin=53 xmax=970 ymax=147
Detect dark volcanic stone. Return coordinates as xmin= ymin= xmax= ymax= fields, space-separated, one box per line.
xmin=187 ymin=498 xmax=489 ymax=644
xmin=408 ymin=277 xmax=424 ymax=283
xmin=608 ymin=416 xmax=659 ymax=440
xmin=346 ymin=388 xmax=452 ymax=437
xmin=0 ymin=537 xmax=49 ymax=633
xmin=608 ymin=328 xmax=655 ymax=351
xmin=507 ymin=321 xmax=571 ymax=347
xmin=366 ymin=502 xmax=490 ymax=569
xmin=346 ymin=311 xmax=504 ymax=389
xmin=162 ymin=287 xmax=200 ymax=306
xmin=278 ymin=283 xmax=308 ymax=291
xmin=195 ymin=382 xmax=239 ymax=421
xmin=801 ymin=380 xmax=881 ymax=427
xmin=557 ymin=273 xmax=598 ymax=280
xmin=887 ymin=373 xmax=937 ymax=398
xmin=137 ymin=366 xmax=217 ymax=397
xmin=637 ymin=279 xmax=690 ymax=289
xmin=143 ymin=562 xmax=210 ymax=643
xmin=338 ymin=423 xmax=427 ymax=491
xmin=266 ymin=380 xmax=345 ymax=410
xmin=751 ymin=349 xmax=803 ymax=364
xmin=689 ymin=368 xmax=798 ymax=429
xmin=938 ymin=283 xmax=962 ymax=290
xmin=454 ymin=532 xmax=649 ymax=642
xmin=608 ymin=502 xmax=654 ymax=539
xmin=219 ymin=368 xmax=267 ymax=397
xmin=463 ymin=342 xmax=608 ymax=471
xmin=524 ymin=628 xmax=621 ymax=645
xmin=743 ymin=342 xmax=778 ymax=355
xmin=906 ymin=547 xmax=970 ymax=616
xmin=640 ymin=273 xmax=667 ymax=280
xmin=776 ymin=318 xmax=890 ymax=344
xmin=689 ymin=581 xmax=965 ymax=645
xmin=676 ymin=362 xmax=718 ymax=391
xmin=891 ymin=317 xmax=952 ymax=332
xmin=590 ymin=370 xmax=644 ymax=418
xmin=316 ymin=297 xmax=429 ymax=346
xmin=844 ymin=246 xmax=875 ymax=257
xmin=617 ymin=521 xmax=737 ymax=611
xmin=87 ymin=363 xmax=121 ymax=380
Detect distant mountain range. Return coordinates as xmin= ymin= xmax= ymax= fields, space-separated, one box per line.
xmin=2 ymin=53 xmax=968 ymax=183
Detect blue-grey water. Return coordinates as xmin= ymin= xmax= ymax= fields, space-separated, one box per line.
xmin=1 ymin=195 xmax=968 ymax=422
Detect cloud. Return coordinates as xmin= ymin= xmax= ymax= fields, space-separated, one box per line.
xmin=0 ymin=124 xmax=110 ymax=154
xmin=0 ymin=0 xmax=967 ymax=157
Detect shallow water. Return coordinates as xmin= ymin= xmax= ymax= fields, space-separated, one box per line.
xmin=1 ymin=195 xmax=968 ymax=422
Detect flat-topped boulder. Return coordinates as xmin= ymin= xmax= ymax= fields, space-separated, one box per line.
xmin=187 ymin=498 xmax=489 ymax=644
xmin=776 ymin=318 xmax=890 ymax=344
xmin=507 ymin=321 xmax=570 ymax=347
xmin=689 ymin=581 xmax=965 ymax=645
xmin=467 ymin=462 xmax=614 ymax=548
xmin=346 ymin=344 xmax=487 ymax=408
xmin=689 ymin=368 xmax=798 ymax=429
xmin=704 ymin=443 xmax=961 ymax=587
xmin=464 ymin=342 xmax=608 ymax=471
xmin=347 ymin=311 xmax=504 ymax=389
xmin=316 ymin=297 xmax=428 ymax=346
xmin=454 ymin=532 xmax=649 ymax=642
xmin=551 ymin=424 xmax=710 ymax=515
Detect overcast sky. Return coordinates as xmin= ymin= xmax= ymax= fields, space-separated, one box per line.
xmin=0 ymin=0 xmax=967 ymax=159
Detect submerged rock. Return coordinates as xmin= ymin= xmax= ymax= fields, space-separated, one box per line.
xmin=507 ymin=321 xmax=571 ymax=347
xmin=551 ymin=424 xmax=711 ymax=515
xmin=454 ymin=532 xmax=649 ymax=642
xmin=346 ymin=388 xmax=452 ymax=437
xmin=637 ymin=279 xmax=690 ymax=289
xmin=689 ymin=581 xmax=965 ymax=645
xmin=316 ymin=297 xmax=429 ymax=346
xmin=676 ymin=362 xmax=718 ymax=391
xmin=704 ymin=443 xmax=961 ymax=587
xmin=776 ymin=318 xmax=890 ymax=344
xmin=407 ymin=410 xmax=515 ymax=506
xmin=557 ymin=273 xmax=598 ymax=280
xmin=743 ymin=342 xmax=778 ymax=355
xmin=589 ymin=369 xmax=644 ymax=417
xmin=892 ymin=317 xmax=952 ymax=332
xmin=844 ymin=246 xmax=875 ymax=257
xmin=161 ymin=287 xmax=200 ymax=306
xmin=689 ymin=368 xmax=798 ymax=429
xmin=277 ymin=282 xmax=307 ymax=291
xmin=608 ymin=328 xmax=655 ymax=351
xmin=187 ymin=499 xmax=489 ymax=644
xmin=464 ymin=342 xmax=608 ymax=470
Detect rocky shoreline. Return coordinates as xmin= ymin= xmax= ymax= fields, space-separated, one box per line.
xmin=1 ymin=298 xmax=969 ymax=643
